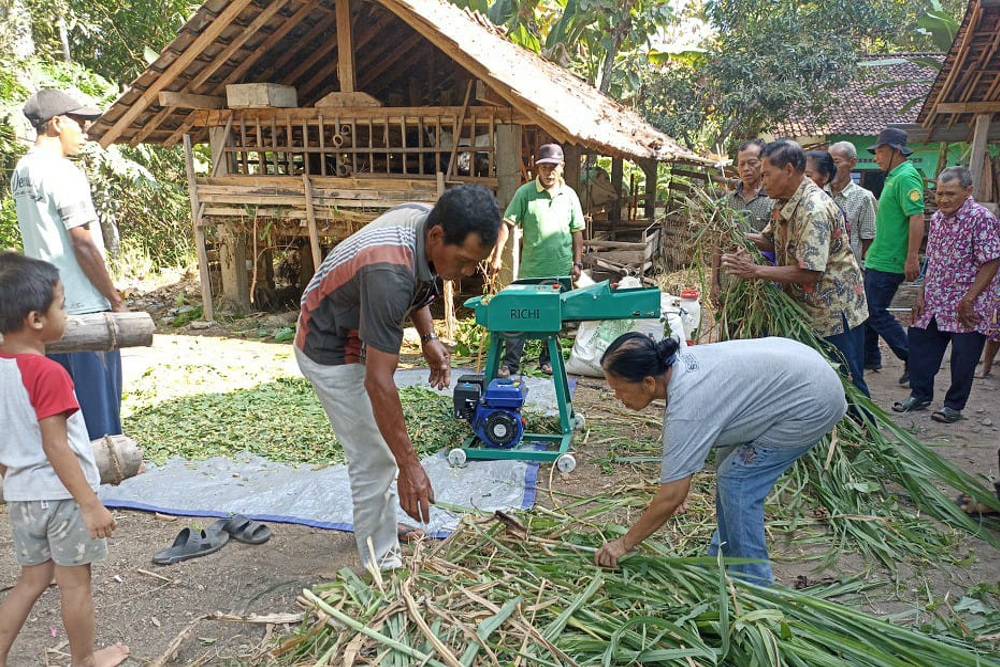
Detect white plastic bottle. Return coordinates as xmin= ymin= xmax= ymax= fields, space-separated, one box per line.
xmin=679 ymin=288 xmax=702 ymax=344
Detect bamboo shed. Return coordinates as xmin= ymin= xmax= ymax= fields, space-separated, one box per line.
xmin=910 ymin=0 xmax=1000 ymax=207
xmin=88 ymin=0 xmax=714 ymax=318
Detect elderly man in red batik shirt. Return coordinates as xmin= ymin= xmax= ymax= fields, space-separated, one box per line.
xmin=894 ymin=167 xmax=1000 ymax=423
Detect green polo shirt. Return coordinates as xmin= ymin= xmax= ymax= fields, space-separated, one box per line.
xmin=504 ymin=178 xmax=585 ymax=279
xmin=865 ymin=161 xmax=925 ymax=274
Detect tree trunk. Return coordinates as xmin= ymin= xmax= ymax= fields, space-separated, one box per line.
xmin=58 ymin=16 xmax=72 ymax=62
xmin=1 ymin=435 xmax=143 ymax=503
xmin=45 ymin=312 xmax=155 ymax=354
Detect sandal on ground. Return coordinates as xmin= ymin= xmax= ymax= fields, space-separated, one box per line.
xmin=497 ymin=366 xmax=511 ymax=379
xmin=892 ymin=396 xmax=930 ymax=413
xmin=213 ymin=515 xmax=272 ymax=545
xmin=956 ymin=493 xmax=1000 ymax=516
xmin=152 ymin=526 xmax=230 ymax=566
xmin=931 ymin=407 xmax=963 ymax=423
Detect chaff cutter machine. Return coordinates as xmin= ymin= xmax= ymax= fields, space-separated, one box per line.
xmin=448 ymin=278 xmax=660 ymax=471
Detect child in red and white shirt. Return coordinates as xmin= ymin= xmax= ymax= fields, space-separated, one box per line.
xmin=0 ymin=252 xmax=129 ymax=667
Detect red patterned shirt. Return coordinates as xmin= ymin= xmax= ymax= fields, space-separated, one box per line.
xmin=915 ymin=197 xmax=1000 ymax=335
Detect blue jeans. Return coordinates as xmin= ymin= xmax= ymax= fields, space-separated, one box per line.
xmin=709 ymin=440 xmax=818 ymax=586
xmin=864 ymin=269 xmax=909 ymax=367
xmin=48 ymin=350 xmax=123 ymax=439
xmin=824 ymin=315 xmax=870 ymax=397
xmin=908 ymin=317 xmax=986 ymax=411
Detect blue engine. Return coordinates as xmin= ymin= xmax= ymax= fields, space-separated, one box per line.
xmin=453 ymin=375 xmax=528 ymax=449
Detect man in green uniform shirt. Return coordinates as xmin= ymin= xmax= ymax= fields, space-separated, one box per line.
xmin=863 ymin=128 xmax=925 ymax=383
xmin=490 ymin=144 xmax=585 ymax=376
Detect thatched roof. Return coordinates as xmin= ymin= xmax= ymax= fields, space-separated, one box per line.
xmin=913 ymin=0 xmax=1000 ymax=143
xmin=89 ymin=0 xmax=714 ymax=165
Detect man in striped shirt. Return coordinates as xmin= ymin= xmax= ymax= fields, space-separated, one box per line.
xmin=296 ymin=186 xmax=501 ymax=569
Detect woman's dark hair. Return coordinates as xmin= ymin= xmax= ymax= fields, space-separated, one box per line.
xmin=600 ymin=332 xmax=679 ymax=383
xmin=427 ymin=185 xmax=501 ymax=248
xmin=0 ymin=252 xmax=60 ymax=334
xmin=806 ymin=151 xmax=837 ymax=185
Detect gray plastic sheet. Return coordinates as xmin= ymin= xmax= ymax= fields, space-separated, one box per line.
xmin=100 ymin=369 xmax=575 ymax=537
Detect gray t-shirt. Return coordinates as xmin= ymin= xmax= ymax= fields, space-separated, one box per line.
xmin=660 ymin=337 xmax=846 ymax=483
xmin=11 ymin=149 xmax=111 ymax=315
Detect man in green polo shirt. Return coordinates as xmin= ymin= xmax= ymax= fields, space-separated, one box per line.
xmin=863 ymin=127 xmax=925 ymax=384
xmin=490 ymin=143 xmax=585 ymax=376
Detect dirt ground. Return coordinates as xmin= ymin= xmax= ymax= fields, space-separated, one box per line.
xmin=1 ymin=331 xmax=998 ymax=665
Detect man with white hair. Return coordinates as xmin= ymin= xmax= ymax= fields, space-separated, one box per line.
xmin=896 ymin=166 xmax=999 ymax=422
xmin=828 ymin=141 xmax=877 ymax=263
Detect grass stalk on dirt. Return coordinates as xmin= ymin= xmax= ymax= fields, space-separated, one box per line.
xmin=277 ymin=511 xmax=1000 ymax=666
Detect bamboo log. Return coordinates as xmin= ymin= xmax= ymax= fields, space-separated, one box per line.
xmin=1 ymin=435 xmax=143 ymax=503
xmin=46 ymin=312 xmax=155 ymax=354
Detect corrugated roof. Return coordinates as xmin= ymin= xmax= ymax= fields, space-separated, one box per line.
xmin=88 ymin=0 xmax=714 ymax=165
xmin=772 ymin=53 xmax=942 ymax=138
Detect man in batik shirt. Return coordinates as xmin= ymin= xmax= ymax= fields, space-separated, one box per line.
xmin=721 ymin=140 xmax=869 ymax=396
xmin=894 ymin=167 xmax=1000 ymax=422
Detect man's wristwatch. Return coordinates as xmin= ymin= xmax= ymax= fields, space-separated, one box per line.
xmin=421 ymin=333 xmax=439 ymax=345
xmin=573 ymin=261 xmax=583 ymax=269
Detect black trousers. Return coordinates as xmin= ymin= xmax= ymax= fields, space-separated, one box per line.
xmin=502 ymin=334 xmax=552 ymax=372
xmin=908 ymin=317 xmax=986 ymax=411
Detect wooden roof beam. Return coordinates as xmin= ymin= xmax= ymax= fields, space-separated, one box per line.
xmin=256 ymin=11 xmax=338 ymax=83
xmin=336 ymin=0 xmax=355 ymax=92
xmin=99 ymin=0 xmax=256 ymax=147
xmin=300 ymin=12 xmax=396 ymax=99
xmin=210 ymin=0 xmax=317 ymax=94
xmin=158 ymin=91 xmax=225 ymax=109
xmin=934 ymin=101 xmax=1000 ymax=113
xmin=925 ymin=2 xmax=982 ymax=128
xmin=190 ymin=0 xmax=292 ymax=93
xmin=284 ymin=36 xmax=339 ymax=87
xmin=358 ymin=33 xmax=422 ymax=89
xmin=128 ymin=105 xmax=174 ymax=146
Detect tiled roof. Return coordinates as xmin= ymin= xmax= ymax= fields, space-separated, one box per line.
xmin=772 ymin=53 xmax=943 ymax=138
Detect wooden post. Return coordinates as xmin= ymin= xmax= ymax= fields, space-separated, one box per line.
xmin=302 ymin=174 xmax=322 ymax=269
xmin=210 ymin=126 xmax=250 ymax=313
xmin=935 ymin=142 xmax=950 ymax=179
xmin=336 ymin=0 xmax=355 ymax=92
xmin=642 ymin=158 xmax=658 ymax=220
xmin=183 ymin=134 xmax=215 ymax=321
xmin=563 ymin=144 xmax=581 ymax=192
xmin=610 ymin=157 xmax=624 ymax=238
xmin=436 ymin=172 xmax=456 ymax=340
xmin=970 ymin=114 xmax=992 ymax=200
xmin=496 ymin=124 xmax=523 ymax=285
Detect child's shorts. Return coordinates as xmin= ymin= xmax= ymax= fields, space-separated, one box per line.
xmin=8 ymin=499 xmax=107 ymax=567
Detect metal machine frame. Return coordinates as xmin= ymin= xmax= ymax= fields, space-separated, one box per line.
xmin=449 ymin=278 xmax=660 ymax=472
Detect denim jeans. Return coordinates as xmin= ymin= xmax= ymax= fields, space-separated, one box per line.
xmin=863 ymin=269 xmax=909 ymax=367
xmin=823 ymin=315 xmax=870 ymax=397
xmin=708 ymin=440 xmax=819 ymax=586
xmin=908 ymin=317 xmax=986 ymax=411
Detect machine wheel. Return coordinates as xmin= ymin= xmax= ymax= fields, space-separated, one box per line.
xmin=572 ymin=413 xmax=586 ymax=432
xmin=556 ymin=453 xmax=577 ymax=474
xmin=448 ymin=448 xmax=468 ymax=468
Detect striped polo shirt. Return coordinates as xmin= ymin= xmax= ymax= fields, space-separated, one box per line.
xmin=296 ymin=204 xmax=441 ymax=365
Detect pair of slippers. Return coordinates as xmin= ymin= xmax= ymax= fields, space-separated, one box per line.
xmin=153 ymin=515 xmax=272 ymax=566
